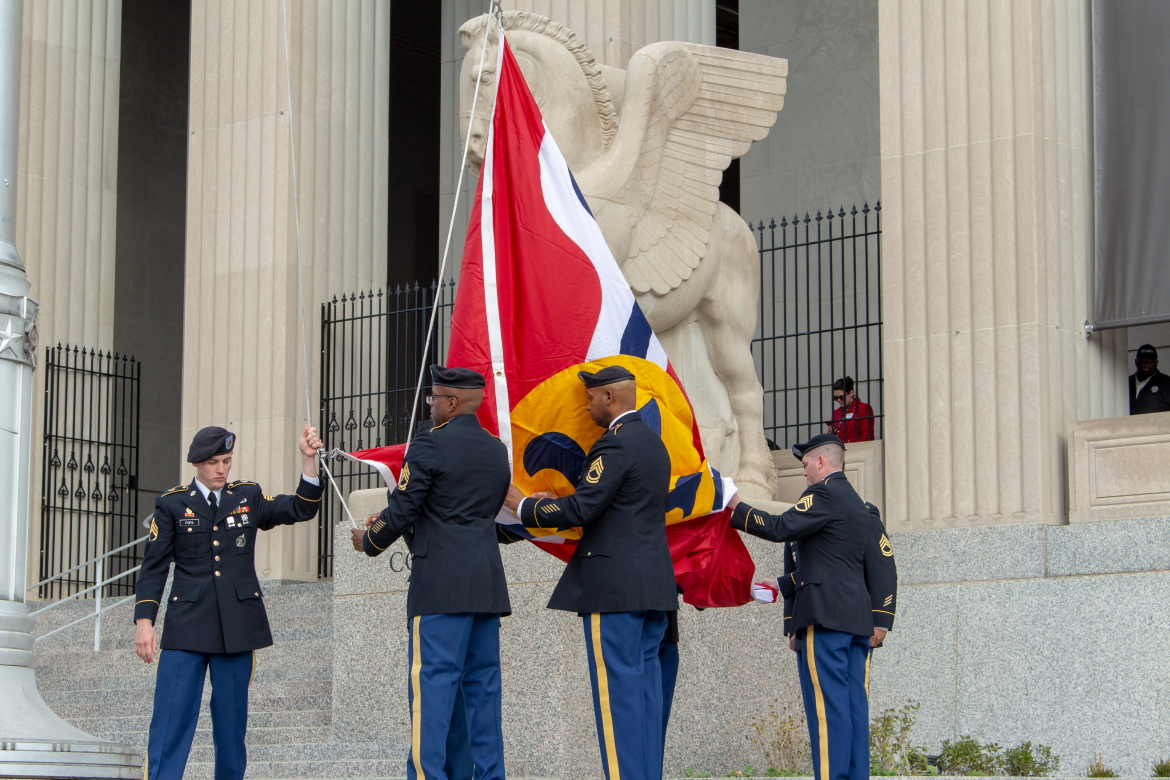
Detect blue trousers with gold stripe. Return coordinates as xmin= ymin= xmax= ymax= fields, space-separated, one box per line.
xmin=795 ymin=626 xmax=870 ymax=780
xmin=406 ymin=613 xmax=504 ymax=780
xmin=146 ymin=649 xmax=254 ymax=780
xmin=582 ymin=611 xmax=669 ymax=780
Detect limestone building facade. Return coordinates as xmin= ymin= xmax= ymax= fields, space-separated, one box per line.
xmin=12 ymin=0 xmax=1170 ymax=776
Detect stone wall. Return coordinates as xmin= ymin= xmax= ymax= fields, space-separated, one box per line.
xmin=873 ymin=515 xmax=1170 ymax=776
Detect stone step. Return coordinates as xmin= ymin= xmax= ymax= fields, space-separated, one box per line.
xmin=70 ymin=709 xmax=333 ymax=735
xmin=46 ymin=692 xmax=331 ymax=721
xmin=186 ymin=741 xmax=408 ymax=764
xmin=181 ymin=756 xmax=408 ymax=780
xmin=33 ymin=661 xmax=332 ymax=690
xmin=95 ymin=725 xmax=333 ymax=748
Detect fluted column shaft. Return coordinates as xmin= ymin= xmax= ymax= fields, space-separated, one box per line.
xmin=502 ymin=0 xmax=714 ymax=68
xmin=879 ymin=0 xmax=1128 ymax=531
xmin=185 ymin=0 xmax=388 ymax=579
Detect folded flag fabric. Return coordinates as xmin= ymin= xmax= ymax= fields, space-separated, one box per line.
xmin=752 ymin=581 xmax=779 ymax=604
xmin=347 ymin=29 xmax=754 ymax=609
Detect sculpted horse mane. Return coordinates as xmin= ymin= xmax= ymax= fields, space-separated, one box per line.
xmin=459 ymin=13 xmax=618 ymax=148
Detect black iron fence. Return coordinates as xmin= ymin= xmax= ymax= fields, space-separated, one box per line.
xmin=317 ymin=281 xmax=456 ymax=577
xmin=39 ymin=345 xmax=141 ymax=599
xmin=753 ymin=204 xmax=883 ymax=450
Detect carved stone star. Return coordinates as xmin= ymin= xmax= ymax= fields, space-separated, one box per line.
xmin=0 ymin=317 xmax=22 ymax=358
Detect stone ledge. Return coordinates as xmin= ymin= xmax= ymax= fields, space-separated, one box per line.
xmin=1068 ymin=411 xmax=1170 ymax=523
xmin=893 ymin=515 xmax=1170 ymax=585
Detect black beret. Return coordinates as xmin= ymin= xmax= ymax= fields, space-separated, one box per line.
xmin=577 ymin=365 xmax=636 ymax=388
xmin=187 ymin=426 xmax=236 ymax=464
xmin=1137 ymin=344 xmax=1158 ymax=360
xmin=430 ymin=365 xmax=486 ymax=389
xmin=792 ymin=432 xmax=845 ymax=462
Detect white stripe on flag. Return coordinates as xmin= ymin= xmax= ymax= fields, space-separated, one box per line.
xmin=339 ymin=452 xmax=398 ymax=492
xmin=480 ymin=34 xmax=513 ymax=467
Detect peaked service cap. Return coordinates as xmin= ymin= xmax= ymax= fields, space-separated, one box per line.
xmin=187 ymin=426 xmax=236 ymax=463
xmin=429 ymin=365 xmax=486 ymax=389
xmin=578 ymin=365 xmax=636 ymax=388
xmin=791 ymin=432 xmax=845 ymax=462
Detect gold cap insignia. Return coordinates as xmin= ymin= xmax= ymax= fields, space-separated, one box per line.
xmin=585 ymin=456 xmax=604 ymax=484
xmin=397 ymin=463 xmax=411 ymax=490
xmin=879 ymin=533 xmax=894 ymax=557
xmin=796 ymin=495 xmax=813 ymax=512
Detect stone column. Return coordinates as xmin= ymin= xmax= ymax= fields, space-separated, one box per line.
xmin=16 ymin=0 xmax=122 ymax=351
xmin=0 ymin=2 xmax=139 ymax=775
xmin=16 ymin=0 xmax=123 ymax=590
xmin=878 ymin=0 xmax=1129 ymax=531
xmin=184 ymin=0 xmax=388 ymax=580
xmin=502 ymin=0 xmax=715 ymax=68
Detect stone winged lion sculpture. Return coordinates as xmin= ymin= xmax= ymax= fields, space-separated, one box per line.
xmin=459 ymin=12 xmax=787 ymax=502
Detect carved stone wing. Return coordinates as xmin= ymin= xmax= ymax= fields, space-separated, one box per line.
xmin=603 ymin=43 xmax=786 ymax=295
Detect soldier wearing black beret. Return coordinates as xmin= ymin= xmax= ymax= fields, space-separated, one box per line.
xmin=728 ymin=433 xmax=879 ymax=780
xmin=133 ymin=423 xmax=325 ymax=780
xmin=503 ymin=364 xmax=678 ymax=780
xmin=350 ymin=365 xmax=515 ymax=780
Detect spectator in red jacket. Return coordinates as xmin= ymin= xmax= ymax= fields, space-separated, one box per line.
xmin=829 ymin=377 xmax=874 ymax=442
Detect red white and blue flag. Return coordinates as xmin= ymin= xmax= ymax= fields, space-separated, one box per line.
xmin=350 ymin=33 xmax=753 ymax=608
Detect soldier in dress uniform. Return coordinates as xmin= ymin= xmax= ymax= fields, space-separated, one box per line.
xmin=727 ymin=433 xmax=875 ymax=780
xmin=503 ymin=365 xmax=678 ymax=780
xmin=133 ymin=424 xmax=325 ymax=780
xmin=350 ymin=366 xmax=514 ymax=780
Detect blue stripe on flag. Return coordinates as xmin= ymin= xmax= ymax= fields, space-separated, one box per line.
xmin=638 ymin=398 xmax=662 ymax=436
xmin=711 ymin=467 xmax=723 ymax=509
xmin=522 ymin=432 xmax=588 ymax=483
xmin=620 ymin=303 xmax=653 ymax=358
xmin=568 ymin=170 xmax=594 ymax=217
xmin=667 ymin=472 xmax=702 ymax=517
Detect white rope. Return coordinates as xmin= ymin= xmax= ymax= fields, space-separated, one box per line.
xmin=279 ymin=0 xmax=313 ymax=428
xmin=279 ymin=1 xmax=502 ymax=531
xmin=404 ymin=1 xmax=503 ymax=446
xmin=281 ymin=0 xmax=358 ymax=528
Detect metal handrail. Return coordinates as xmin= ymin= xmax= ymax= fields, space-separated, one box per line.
xmin=26 ymin=529 xmax=150 ymax=592
xmin=26 ymin=516 xmax=153 ymax=652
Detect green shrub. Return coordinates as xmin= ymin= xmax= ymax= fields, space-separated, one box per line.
xmin=1154 ymin=758 xmax=1170 ymax=777
xmin=870 ymin=700 xmax=930 ymax=775
xmin=684 ymin=768 xmax=712 ymax=778
xmin=1085 ymin=754 xmax=1118 ymax=778
xmin=1002 ymin=742 xmax=1060 ymax=776
xmin=937 ymin=736 xmax=1002 ymax=776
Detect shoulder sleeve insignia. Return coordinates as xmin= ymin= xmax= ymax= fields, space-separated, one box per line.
xmin=585 ymin=456 xmax=604 ymax=485
xmin=795 ymin=495 xmax=813 ymax=512
xmin=879 ymin=533 xmax=894 ymax=557
xmin=148 ymin=518 xmax=159 ymax=541
xmin=397 ymin=463 xmax=411 ymax=490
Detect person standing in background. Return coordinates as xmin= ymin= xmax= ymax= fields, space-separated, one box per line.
xmin=828 ymin=377 xmax=875 ymax=443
